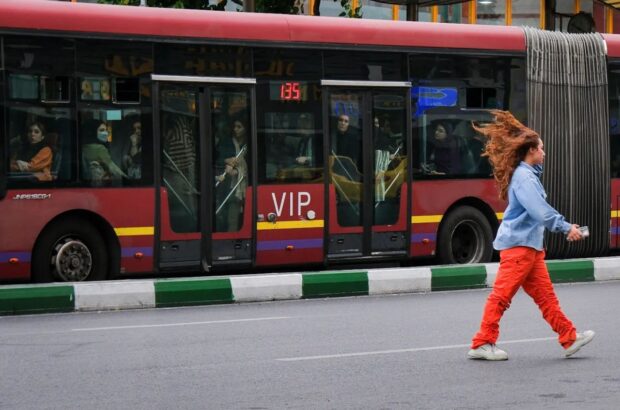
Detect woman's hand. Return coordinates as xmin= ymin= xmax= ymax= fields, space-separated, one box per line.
xmin=566 ymin=224 xmax=583 ymax=242
xmin=225 ymin=157 xmax=239 ymax=167
xmin=16 ymin=160 xmax=30 ymax=172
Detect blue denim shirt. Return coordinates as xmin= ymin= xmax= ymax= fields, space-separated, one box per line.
xmin=493 ymin=162 xmax=572 ymax=251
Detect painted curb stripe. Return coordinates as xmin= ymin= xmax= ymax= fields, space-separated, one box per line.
xmin=546 ymin=260 xmax=595 ymax=283
xmin=431 ymin=265 xmax=487 ymax=291
xmin=231 ymin=274 xmax=303 ymax=302
xmin=74 ymin=281 xmax=156 ymax=311
xmin=0 ymin=285 xmax=74 ymax=315
xmin=367 ymin=268 xmax=432 ymax=295
xmin=302 ymin=271 xmax=369 ymax=298
xmin=593 ymin=257 xmax=620 ymax=281
xmin=155 ymin=278 xmax=233 ymax=307
xmin=3 ymin=256 xmax=620 ymax=316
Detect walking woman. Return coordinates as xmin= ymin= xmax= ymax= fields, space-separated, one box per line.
xmin=468 ymin=110 xmax=594 ymax=360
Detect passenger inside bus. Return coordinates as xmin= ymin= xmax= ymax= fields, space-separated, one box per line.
xmin=295 ymin=113 xmax=316 ymax=167
xmin=10 ymin=121 xmax=54 ymax=182
xmin=332 ymin=113 xmax=363 ymax=227
xmin=122 ymin=118 xmax=142 ymax=180
xmin=162 ymin=114 xmax=199 ymax=232
xmin=425 ymin=120 xmax=474 ymax=176
xmin=81 ymin=119 xmax=126 ymax=185
xmin=333 ymin=114 xmax=362 ymax=173
xmin=215 ymin=118 xmax=248 ymax=232
xmin=264 ymin=113 xmax=295 ymax=177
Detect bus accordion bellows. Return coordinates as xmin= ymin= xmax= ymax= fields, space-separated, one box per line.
xmin=1 ymin=0 xmax=619 ymax=283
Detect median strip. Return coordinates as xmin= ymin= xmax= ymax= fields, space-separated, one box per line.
xmin=1 ymin=256 xmax=619 ymax=315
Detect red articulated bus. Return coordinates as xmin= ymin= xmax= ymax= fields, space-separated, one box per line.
xmin=0 ymin=0 xmax=618 ymax=283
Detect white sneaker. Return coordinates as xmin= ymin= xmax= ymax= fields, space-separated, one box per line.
xmin=468 ymin=343 xmax=508 ymax=361
xmin=564 ymin=330 xmax=595 ymax=357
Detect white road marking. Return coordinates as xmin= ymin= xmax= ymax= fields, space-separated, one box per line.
xmin=277 ymin=337 xmax=557 ymax=361
xmin=72 ymin=316 xmax=292 ymax=332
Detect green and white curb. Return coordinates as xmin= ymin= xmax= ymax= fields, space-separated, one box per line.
xmin=1 ymin=256 xmax=619 ymax=315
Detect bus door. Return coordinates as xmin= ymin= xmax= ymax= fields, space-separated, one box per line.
xmin=153 ymin=76 xmax=256 ymax=272
xmin=323 ymin=81 xmax=411 ymax=260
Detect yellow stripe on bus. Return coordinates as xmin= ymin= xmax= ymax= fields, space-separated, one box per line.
xmin=411 ymin=212 xmax=504 ymax=224
xmin=612 ymin=210 xmax=619 ymax=218
xmin=411 ymin=215 xmax=443 ymax=224
xmin=257 ymin=220 xmax=324 ymax=230
xmin=114 ymin=227 xmax=155 ymax=236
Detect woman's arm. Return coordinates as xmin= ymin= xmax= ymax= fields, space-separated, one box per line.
xmin=27 ymin=147 xmax=53 ymax=172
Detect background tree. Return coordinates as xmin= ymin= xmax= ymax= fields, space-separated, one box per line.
xmin=99 ymin=0 xmax=361 ymax=17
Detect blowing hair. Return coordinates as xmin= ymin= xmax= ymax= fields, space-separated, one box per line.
xmin=472 ymin=110 xmax=541 ymax=200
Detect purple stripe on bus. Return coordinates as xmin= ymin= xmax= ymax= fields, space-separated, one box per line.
xmin=256 ymin=239 xmax=323 ymax=251
xmin=410 ymin=233 xmax=437 ymax=243
xmin=0 ymin=252 xmax=31 ymax=263
xmin=610 ymin=227 xmax=619 ymax=235
xmin=121 ymin=247 xmax=154 ymax=258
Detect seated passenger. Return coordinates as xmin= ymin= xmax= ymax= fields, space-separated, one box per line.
xmin=10 ymin=121 xmax=53 ymax=182
xmin=122 ymin=119 xmax=142 ymax=179
xmin=427 ymin=121 xmax=474 ymax=175
xmin=82 ymin=119 xmax=126 ymax=184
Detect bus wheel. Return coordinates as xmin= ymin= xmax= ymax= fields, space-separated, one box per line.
xmin=32 ymin=219 xmax=108 ymax=282
xmin=437 ymin=206 xmax=493 ymax=265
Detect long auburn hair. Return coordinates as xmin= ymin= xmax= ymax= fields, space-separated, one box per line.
xmin=473 ymin=110 xmax=541 ymax=200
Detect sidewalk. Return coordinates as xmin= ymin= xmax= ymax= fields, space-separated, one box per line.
xmin=2 ymin=256 xmax=620 ymax=315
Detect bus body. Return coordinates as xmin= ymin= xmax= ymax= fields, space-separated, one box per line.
xmin=0 ymin=0 xmax=617 ymax=282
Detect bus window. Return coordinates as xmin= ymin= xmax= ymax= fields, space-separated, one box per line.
xmin=410 ymin=54 xmax=526 ymax=178
xmin=260 ymin=111 xmax=323 ymax=183
xmin=324 ymin=51 xmax=404 ymax=81
xmin=373 ymin=93 xmax=407 ymax=226
xmin=330 ymin=93 xmax=363 ymax=227
xmin=254 ymin=48 xmax=323 ymax=184
xmin=212 ymin=88 xmax=251 ymax=233
xmin=160 ymin=89 xmax=200 ymax=234
xmin=4 ymin=36 xmax=75 ymax=186
xmin=8 ymin=108 xmax=73 ymax=184
xmin=155 ymin=44 xmax=251 ymax=78
xmin=77 ymin=40 xmax=153 ymax=186
xmin=79 ymin=109 xmax=146 ymax=186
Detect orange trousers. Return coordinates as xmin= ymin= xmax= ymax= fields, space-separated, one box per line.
xmin=471 ymin=246 xmax=576 ymax=349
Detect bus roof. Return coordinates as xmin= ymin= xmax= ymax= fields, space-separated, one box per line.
xmin=0 ymin=0 xmax=526 ymax=52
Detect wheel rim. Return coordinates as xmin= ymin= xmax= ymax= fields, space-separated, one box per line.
xmin=450 ymin=219 xmax=485 ymax=264
xmin=52 ymin=238 xmax=93 ymax=282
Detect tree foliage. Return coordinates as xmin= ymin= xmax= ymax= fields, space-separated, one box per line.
xmin=98 ymin=0 xmax=361 ymax=17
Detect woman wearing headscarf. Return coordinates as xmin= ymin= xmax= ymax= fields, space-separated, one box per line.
xmin=10 ymin=121 xmax=53 ymax=181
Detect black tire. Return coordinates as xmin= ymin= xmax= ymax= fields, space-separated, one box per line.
xmin=437 ymin=206 xmax=493 ymax=265
xmin=31 ymin=219 xmax=108 ymax=283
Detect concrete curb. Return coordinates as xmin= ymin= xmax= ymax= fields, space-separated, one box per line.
xmin=2 ymin=257 xmax=620 ymax=315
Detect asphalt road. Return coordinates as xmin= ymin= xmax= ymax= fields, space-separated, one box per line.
xmin=1 ymin=280 xmax=618 ymax=410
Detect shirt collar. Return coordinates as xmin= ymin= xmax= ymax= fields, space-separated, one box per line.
xmin=520 ymin=161 xmax=543 ymax=177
